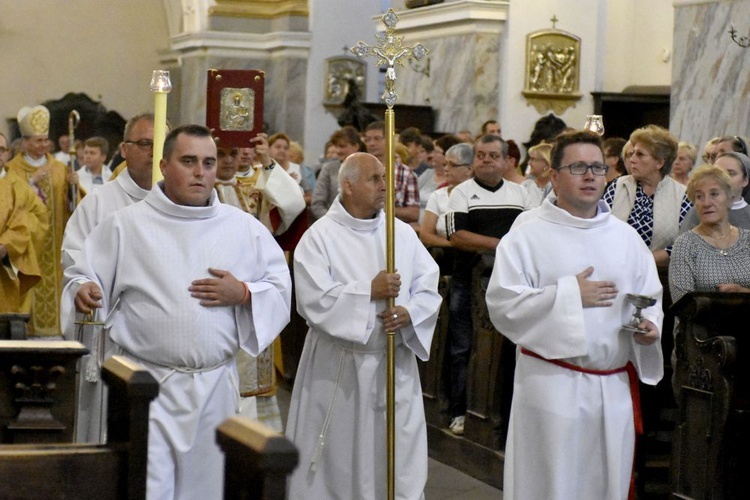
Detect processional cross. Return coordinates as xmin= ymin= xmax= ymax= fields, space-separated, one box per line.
xmin=350 ymin=9 xmax=428 ymax=500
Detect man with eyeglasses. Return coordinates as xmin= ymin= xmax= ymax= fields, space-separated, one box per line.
xmin=63 ymin=113 xmax=157 ymax=271
xmin=443 ymin=134 xmax=531 ymax=435
xmin=61 ymin=112 xmax=159 ymax=443
xmin=486 ymin=130 xmax=663 ymax=500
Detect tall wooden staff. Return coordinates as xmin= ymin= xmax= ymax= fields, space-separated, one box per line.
xmin=351 ymin=9 xmax=428 ymax=500
xmin=67 ymin=110 xmax=80 ymax=212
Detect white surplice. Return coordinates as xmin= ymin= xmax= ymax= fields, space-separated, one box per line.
xmin=61 ymin=167 xmax=150 ymax=443
xmin=61 ymin=184 xmax=291 ymax=500
xmin=286 ymin=197 xmax=441 ymax=500
xmin=485 ymin=198 xmax=664 ymax=500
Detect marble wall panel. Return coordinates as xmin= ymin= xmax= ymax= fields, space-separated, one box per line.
xmin=671 ymin=1 xmax=750 ymax=148
xmin=395 ymin=31 xmax=501 ymax=135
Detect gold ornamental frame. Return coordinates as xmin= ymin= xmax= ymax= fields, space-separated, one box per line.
xmin=522 ymin=29 xmax=582 ymax=115
xmin=323 ymin=56 xmax=367 ymax=106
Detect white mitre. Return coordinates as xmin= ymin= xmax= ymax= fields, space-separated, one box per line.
xmin=17 ymin=105 xmax=50 ymax=137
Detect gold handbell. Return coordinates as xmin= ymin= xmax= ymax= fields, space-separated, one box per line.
xmin=75 ymin=313 xmax=106 ymax=383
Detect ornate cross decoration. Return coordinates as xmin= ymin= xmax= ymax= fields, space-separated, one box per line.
xmin=350 ymin=8 xmax=429 ymax=108
xmin=729 ymin=25 xmax=750 ymax=48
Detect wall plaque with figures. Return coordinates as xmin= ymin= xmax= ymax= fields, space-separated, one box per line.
xmin=522 ymin=24 xmax=582 ymax=115
xmin=206 ymin=69 xmax=264 ymax=147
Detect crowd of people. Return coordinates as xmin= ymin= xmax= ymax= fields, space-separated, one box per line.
xmin=2 ymin=100 xmax=750 ymax=499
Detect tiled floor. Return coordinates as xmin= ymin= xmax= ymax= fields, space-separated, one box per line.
xmin=277 ymin=380 xmax=503 ymax=499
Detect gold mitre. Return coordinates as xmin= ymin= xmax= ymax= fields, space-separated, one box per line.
xmin=17 ymin=105 xmax=50 ymax=137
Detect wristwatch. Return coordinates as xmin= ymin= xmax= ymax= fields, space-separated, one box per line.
xmin=263 ymin=159 xmax=276 ymax=170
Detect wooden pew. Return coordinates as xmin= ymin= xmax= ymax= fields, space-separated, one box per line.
xmin=0 ymin=355 xmax=158 ymax=499
xmin=422 ymin=252 xmax=507 ymax=490
xmin=0 ymin=313 xmax=30 ymax=340
xmin=0 ymin=340 xmax=88 ymax=443
xmin=670 ymin=292 xmax=750 ymax=499
xmin=218 ymin=417 xmax=299 ymax=500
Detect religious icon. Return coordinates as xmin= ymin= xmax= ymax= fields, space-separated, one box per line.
xmin=206 ymin=69 xmax=264 ymax=148
xmin=220 ymin=89 xmax=254 ymax=131
xmin=323 ymin=56 xmax=366 ymax=106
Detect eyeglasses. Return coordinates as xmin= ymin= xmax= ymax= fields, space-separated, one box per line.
xmin=446 ymin=161 xmax=470 ymax=169
xmin=554 ymin=162 xmax=609 ymax=176
xmin=124 ymin=139 xmax=154 ymax=150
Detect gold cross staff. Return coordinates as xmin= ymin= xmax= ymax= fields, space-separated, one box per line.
xmin=350 ymin=9 xmax=428 ymax=500
xmin=351 ymin=8 xmax=429 ymax=108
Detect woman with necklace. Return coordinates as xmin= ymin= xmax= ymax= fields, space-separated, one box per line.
xmin=669 ymin=164 xmax=750 ymax=304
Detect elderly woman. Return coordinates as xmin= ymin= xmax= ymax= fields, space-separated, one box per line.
xmin=669 ymin=164 xmax=750 ymax=304
xmin=418 ymin=134 xmax=461 ymax=224
xmin=680 ymin=152 xmax=750 ymax=232
xmin=521 ymin=142 xmax=552 ymax=207
xmin=603 ymin=124 xmax=692 ymax=269
xmin=670 ymin=141 xmax=697 ymax=186
xmin=419 ymin=143 xmax=474 ymax=249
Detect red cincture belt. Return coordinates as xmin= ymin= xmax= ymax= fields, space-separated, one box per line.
xmin=520 ymin=348 xmax=642 ymax=435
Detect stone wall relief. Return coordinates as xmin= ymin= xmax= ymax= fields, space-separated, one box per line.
xmin=522 ymin=16 xmax=582 ymax=115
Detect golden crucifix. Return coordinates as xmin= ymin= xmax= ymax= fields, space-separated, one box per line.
xmin=350 ymin=8 xmax=428 ymax=500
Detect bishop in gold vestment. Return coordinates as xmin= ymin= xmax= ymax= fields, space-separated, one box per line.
xmin=5 ymin=105 xmax=77 ymax=335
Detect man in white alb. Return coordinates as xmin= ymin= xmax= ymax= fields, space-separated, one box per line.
xmin=62 ymin=124 xmax=291 ymax=499
xmin=60 ymin=113 xmax=157 ymax=444
xmin=285 ymin=152 xmax=442 ymax=500
xmin=485 ymin=130 xmax=664 ymax=500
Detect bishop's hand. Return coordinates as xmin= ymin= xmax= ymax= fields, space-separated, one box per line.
xmin=75 ymin=282 xmax=103 ymax=314
xmin=190 ymin=268 xmax=248 ymax=307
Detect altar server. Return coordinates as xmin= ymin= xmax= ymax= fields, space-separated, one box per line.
xmin=62 ymin=124 xmax=291 ymax=499
xmin=286 ymin=152 xmax=441 ymax=499
xmin=486 ymin=130 xmax=664 ymax=500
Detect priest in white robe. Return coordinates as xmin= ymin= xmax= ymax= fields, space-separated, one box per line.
xmin=286 ymin=152 xmax=441 ymax=500
xmin=485 ymin=131 xmax=664 ymax=500
xmin=213 ymin=138 xmax=305 ymax=432
xmin=60 ymin=113 xmax=154 ymax=444
xmin=61 ymin=125 xmax=291 ymax=500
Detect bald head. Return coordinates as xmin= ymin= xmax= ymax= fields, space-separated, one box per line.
xmin=339 ymin=152 xmax=386 ymax=219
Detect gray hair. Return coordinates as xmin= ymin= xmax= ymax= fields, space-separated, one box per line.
xmin=445 ymin=143 xmax=474 ymax=166
xmin=717 ymin=151 xmax=750 ymax=180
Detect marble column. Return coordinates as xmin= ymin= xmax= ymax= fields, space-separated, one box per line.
xmin=671 ymin=0 xmax=750 ymax=149
xmin=381 ymin=0 xmax=509 ymax=135
xmin=161 ymin=1 xmax=311 ymax=139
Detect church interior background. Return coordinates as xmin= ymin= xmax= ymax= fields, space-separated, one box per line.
xmin=2 ymin=0 xmax=748 ymax=163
